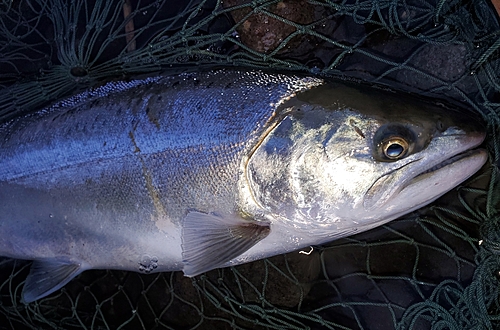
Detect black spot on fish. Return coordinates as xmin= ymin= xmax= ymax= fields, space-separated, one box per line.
xmin=350 ymin=119 xmax=365 ymax=139
xmin=146 ymin=106 xmax=161 ymax=130
xmin=292 ymin=107 xmax=305 ymax=120
xmin=436 ymin=120 xmax=445 ymax=132
xmin=354 ymin=126 xmax=365 ymax=139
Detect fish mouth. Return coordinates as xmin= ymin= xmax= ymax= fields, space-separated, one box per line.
xmin=405 ymin=148 xmax=486 ymax=188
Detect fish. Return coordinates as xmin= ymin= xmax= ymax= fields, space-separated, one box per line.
xmin=0 ymin=70 xmax=487 ymax=303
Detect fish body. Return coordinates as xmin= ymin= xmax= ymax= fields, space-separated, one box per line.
xmin=0 ymin=70 xmax=487 ymax=302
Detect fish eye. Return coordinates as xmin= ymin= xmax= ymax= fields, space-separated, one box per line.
xmin=373 ymin=124 xmax=415 ymax=162
xmin=382 ymin=137 xmax=409 ymax=159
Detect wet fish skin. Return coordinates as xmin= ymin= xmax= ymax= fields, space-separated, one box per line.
xmin=0 ymin=70 xmax=487 ymax=303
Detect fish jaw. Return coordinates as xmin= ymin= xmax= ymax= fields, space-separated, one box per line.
xmin=380 ymin=148 xmax=487 ymax=219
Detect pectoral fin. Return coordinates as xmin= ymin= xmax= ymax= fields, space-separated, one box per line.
xmin=181 ymin=211 xmax=270 ymax=277
xmin=22 ymin=258 xmax=83 ymax=304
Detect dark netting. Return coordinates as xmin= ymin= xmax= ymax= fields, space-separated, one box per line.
xmin=0 ymin=0 xmax=499 ymax=329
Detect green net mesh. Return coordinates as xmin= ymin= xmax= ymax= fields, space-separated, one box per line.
xmin=0 ymin=0 xmax=499 ymax=329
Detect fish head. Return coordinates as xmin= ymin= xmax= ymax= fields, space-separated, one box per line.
xmin=245 ymin=82 xmax=487 ymax=236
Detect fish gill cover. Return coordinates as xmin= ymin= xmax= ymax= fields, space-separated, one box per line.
xmin=0 ymin=0 xmax=499 ymax=329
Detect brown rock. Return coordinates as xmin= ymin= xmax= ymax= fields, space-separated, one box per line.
xmin=224 ymin=0 xmax=315 ymax=53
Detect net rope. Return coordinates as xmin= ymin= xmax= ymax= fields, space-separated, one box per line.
xmin=0 ymin=0 xmax=499 ymax=329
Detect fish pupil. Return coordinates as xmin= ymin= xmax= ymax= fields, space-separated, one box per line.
xmin=386 ymin=143 xmax=404 ymax=158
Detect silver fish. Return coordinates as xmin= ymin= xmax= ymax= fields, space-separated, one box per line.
xmin=0 ymin=70 xmax=487 ymax=303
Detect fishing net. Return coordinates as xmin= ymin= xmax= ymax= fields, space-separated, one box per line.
xmin=0 ymin=0 xmax=499 ymax=329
